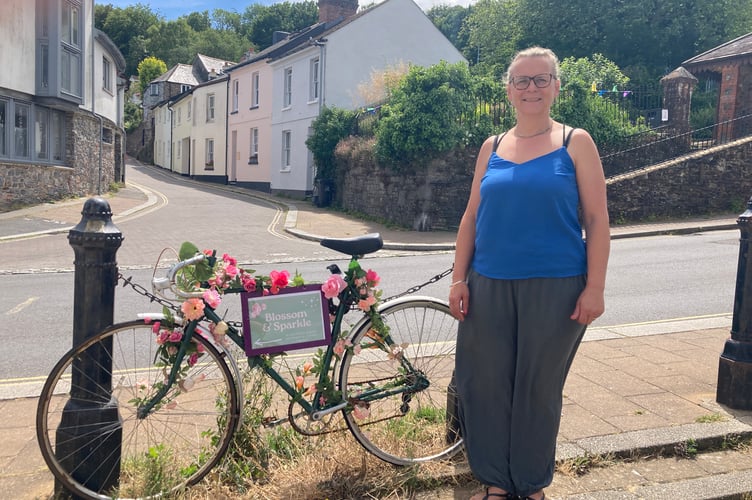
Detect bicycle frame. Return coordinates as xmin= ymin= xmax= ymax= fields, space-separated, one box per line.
xmin=140 ymin=252 xmax=422 ymax=425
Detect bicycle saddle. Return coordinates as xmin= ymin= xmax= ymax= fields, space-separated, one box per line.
xmin=320 ymin=233 xmax=383 ymax=256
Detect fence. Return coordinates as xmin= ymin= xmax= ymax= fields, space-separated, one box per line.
xmin=601 ymin=113 xmax=752 ymax=177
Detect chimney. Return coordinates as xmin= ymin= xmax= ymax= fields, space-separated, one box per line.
xmin=318 ymin=0 xmax=358 ymax=23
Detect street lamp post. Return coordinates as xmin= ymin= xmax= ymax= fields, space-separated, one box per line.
xmin=717 ymin=196 xmax=752 ymax=410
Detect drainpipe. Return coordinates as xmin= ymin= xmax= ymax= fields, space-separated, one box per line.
xmin=167 ymin=104 xmax=174 ymax=172
xmin=91 ymin=14 xmax=103 ymax=195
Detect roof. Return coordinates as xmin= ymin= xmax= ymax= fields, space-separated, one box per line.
xmin=683 ymin=32 xmax=752 ymax=71
xmin=194 ymin=53 xmax=235 ymax=75
xmin=151 ymin=64 xmax=198 ymax=85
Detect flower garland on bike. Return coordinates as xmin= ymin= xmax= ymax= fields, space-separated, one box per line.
xmin=145 ymin=241 xmax=388 ymax=419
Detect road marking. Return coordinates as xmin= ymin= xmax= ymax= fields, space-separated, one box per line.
xmin=6 ymin=297 xmax=38 ymax=315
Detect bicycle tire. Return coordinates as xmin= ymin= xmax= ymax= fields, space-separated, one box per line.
xmin=339 ymin=297 xmax=463 ymax=465
xmin=36 ymin=320 xmax=240 ymax=499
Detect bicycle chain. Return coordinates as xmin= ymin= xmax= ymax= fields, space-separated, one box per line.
xmin=118 ymin=273 xmax=181 ymax=314
xmin=382 ymin=265 xmax=453 ymax=302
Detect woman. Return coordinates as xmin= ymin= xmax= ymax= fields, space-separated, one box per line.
xmin=448 ymin=47 xmax=610 ymax=500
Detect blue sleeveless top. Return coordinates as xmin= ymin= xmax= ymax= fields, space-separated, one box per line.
xmin=471 ymin=136 xmax=586 ymax=279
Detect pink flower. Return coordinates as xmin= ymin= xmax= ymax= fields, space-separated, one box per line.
xmin=168 ymin=330 xmax=183 ymax=342
xmin=242 ymin=275 xmax=257 ymax=292
xmin=251 ymin=302 xmax=264 ymax=319
xmin=203 ymin=289 xmax=221 ymax=309
xmin=181 ymin=298 xmax=205 ymax=320
xmin=357 ymin=295 xmax=377 ymax=311
xmin=151 ymin=321 xmax=161 ymax=334
xmin=352 ymin=403 xmax=370 ymax=420
xmin=333 ymin=339 xmax=347 ymax=357
xmin=144 ymin=316 xmax=152 ymax=324
xmin=365 ymin=269 xmax=380 ymax=286
xmin=188 ymin=352 xmax=199 ymax=366
xmin=321 ymin=274 xmax=347 ymax=299
xmin=304 ymin=384 xmax=317 ymax=396
xmin=269 ymin=270 xmax=290 ymax=294
xmin=295 ymin=376 xmax=305 ymax=390
xmin=302 ymin=361 xmax=314 ymax=374
xmin=222 ymin=253 xmax=237 ymax=266
xmin=156 ymin=330 xmax=170 ymax=345
xmin=224 ymin=263 xmax=239 ymax=279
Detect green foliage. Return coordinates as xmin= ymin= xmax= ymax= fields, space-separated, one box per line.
xmin=124 ymin=100 xmax=143 ymax=133
xmin=461 ymin=0 xmax=521 ymax=79
xmin=306 ymin=107 xmax=357 ymax=182
xmin=552 ymin=84 xmax=648 ymax=150
xmin=243 ymin=1 xmax=319 ymax=50
xmin=560 ymin=53 xmax=630 ymax=92
xmin=137 ymin=56 xmax=168 ymax=95
xmin=374 ymin=61 xmax=475 ymax=168
xmin=97 ymin=3 xmax=162 ymax=75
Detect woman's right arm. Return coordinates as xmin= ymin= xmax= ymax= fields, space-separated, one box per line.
xmin=449 ymin=136 xmax=494 ymax=321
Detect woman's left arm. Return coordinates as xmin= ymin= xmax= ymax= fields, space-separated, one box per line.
xmin=569 ymin=128 xmax=610 ymax=325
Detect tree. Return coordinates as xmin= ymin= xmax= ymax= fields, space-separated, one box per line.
xmin=426 ymin=5 xmax=472 ymax=58
xmin=184 ymin=11 xmax=211 ymax=32
xmin=306 ymin=107 xmax=357 ymax=183
xmin=375 ymin=61 xmax=475 ymax=167
xmin=461 ymin=0 xmax=521 ymax=78
xmin=98 ymin=3 xmax=161 ymax=75
xmin=145 ymin=20 xmax=195 ymax=69
xmin=137 ymin=56 xmax=168 ymax=95
xmin=516 ymin=0 xmax=752 ymax=82
xmin=243 ymin=1 xmax=318 ymax=50
xmin=559 ymin=53 xmax=630 ymax=92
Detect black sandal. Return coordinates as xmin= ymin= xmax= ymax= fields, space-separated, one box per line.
xmin=483 ymin=487 xmax=517 ymax=499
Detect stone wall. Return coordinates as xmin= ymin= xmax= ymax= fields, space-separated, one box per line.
xmin=335 ymin=136 xmax=752 ymax=230
xmin=0 ymin=112 xmax=122 ymax=212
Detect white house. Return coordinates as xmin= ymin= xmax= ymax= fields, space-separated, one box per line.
xmin=223 ymin=0 xmax=465 ymax=197
xmin=0 ymin=0 xmax=126 ymax=210
xmin=267 ymin=0 xmax=467 ymax=198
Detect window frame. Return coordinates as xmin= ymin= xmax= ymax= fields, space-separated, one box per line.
xmin=249 ymin=127 xmax=258 ymax=164
xmin=205 ymin=138 xmax=214 ymax=168
xmin=283 ymin=67 xmax=293 ymax=108
xmin=206 ymin=93 xmax=215 ymax=122
xmin=309 ymin=57 xmax=320 ymax=102
xmin=281 ymin=130 xmax=291 ymax=170
xmin=251 ymin=72 xmax=260 ymax=108
xmin=102 ymin=56 xmax=112 ymax=93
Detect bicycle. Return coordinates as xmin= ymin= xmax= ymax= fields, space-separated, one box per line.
xmin=36 ymin=233 xmax=462 ymax=499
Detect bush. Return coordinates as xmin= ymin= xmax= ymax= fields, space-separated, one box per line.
xmin=374 ymin=61 xmax=475 ymax=169
xmin=306 ymin=107 xmax=357 ymax=182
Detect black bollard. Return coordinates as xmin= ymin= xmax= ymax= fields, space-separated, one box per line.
xmin=717 ymin=196 xmax=752 ymax=410
xmin=54 ymin=197 xmax=124 ymax=498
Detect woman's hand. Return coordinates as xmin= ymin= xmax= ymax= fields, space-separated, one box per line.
xmin=570 ymin=285 xmax=605 ymax=325
xmin=449 ymin=281 xmax=469 ymax=321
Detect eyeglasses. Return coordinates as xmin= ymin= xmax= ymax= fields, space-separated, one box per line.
xmin=510 ymin=73 xmax=555 ymax=90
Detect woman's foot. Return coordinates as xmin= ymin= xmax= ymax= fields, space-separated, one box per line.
xmin=470 ymin=486 xmax=515 ymax=500
xmin=520 ymin=491 xmax=545 ymax=500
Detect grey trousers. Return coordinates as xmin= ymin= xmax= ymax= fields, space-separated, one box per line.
xmin=455 ymin=270 xmax=587 ymax=497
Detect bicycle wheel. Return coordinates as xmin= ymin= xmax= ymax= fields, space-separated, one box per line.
xmin=339 ymin=296 xmax=463 ymax=465
xmin=37 ymin=320 xmax=240 ymax=499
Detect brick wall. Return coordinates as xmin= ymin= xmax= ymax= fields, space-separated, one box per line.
xmin=0 ymin=112 xmax=122 ymax=212
xmin=335 ymin=136 xmax=752 ymax=230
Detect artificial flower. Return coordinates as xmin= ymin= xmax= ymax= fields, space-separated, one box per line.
xmin=181 ymin=298 xmax=205 ymax=320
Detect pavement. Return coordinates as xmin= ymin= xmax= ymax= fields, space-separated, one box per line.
xmin=1 ymin=162 xmax=751 ymax=500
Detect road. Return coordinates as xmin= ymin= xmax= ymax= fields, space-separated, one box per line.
xmin=0 ymin=164 xmax=740 ymax=384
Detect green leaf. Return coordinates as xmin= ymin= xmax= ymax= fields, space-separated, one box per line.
xmin=179 ymin=241 xmax=200 ymax=260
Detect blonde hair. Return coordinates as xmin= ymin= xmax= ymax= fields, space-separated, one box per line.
xmin=504 ymin=46 xmax=560 ymax=84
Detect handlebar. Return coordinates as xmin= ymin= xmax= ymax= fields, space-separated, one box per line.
xmin=152 ymin=253 xmax=207 ymax=300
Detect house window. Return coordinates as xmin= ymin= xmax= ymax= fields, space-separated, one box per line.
xmin=309 ymin=57 xmax=320 ymax=101
xmin=232 ymin=79 xmax=239 ymax=112
xmin=102 ymin=57 xmax=112 ymax=92
xmin=283 ymin=67 xmax=292 ymax=108
xmin=251 ymin=72 xmax=259 ymax=108
xmin=282 ymin=130 xmax=291 ymax=170
xmin=14 ymin=103 xmax=30 ymax=159
xmin=0 ymin=100 xmax=5 ymax=156
xmin=150 ymin=83 xmax=159 ymax=96
xmin=35 ymin=107 xmax=49 ymax=160
xmin=206 ymin=138 xmax=214 ymax=168
xmin=51 ymin=110 xmax=64 ymax=161
xmin=206 ymin=93 xmax=215 ymax=121
xmin=249 ymin=127 xmax=258 ymax=164
xmin=181 ymin=84 xmax=191 ymax=93
xmin=60 ymin=1 xmax=82 ymax=98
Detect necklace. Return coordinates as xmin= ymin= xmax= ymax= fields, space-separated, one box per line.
xmin=513 ymin=122 xmax=552 ymax=139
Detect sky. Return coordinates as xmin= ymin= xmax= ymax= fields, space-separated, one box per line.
xmin=102 ymin=0 xmax=475 ymax=18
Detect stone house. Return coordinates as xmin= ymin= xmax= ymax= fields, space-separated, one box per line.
xmin=0 ymin=0 xmax=126 ymax=212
